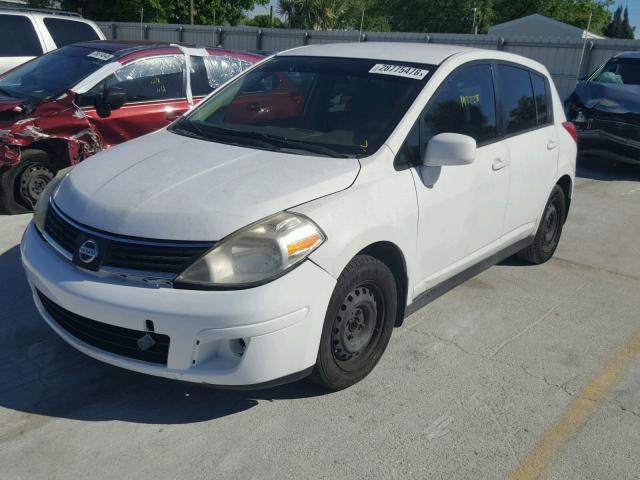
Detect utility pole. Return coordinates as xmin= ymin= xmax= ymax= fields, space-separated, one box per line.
xmin=140 ymin=6 xmax=144 ymax=39
xmin=577 ymin=11 xmax=593 ymax=81
xmin=359 ymin=7 xmax=365 ymax=41
xmin=190 ymin=0 xmax=194 ymax=25
xmin=471 ymin=7 xmax=478 ymax=34
xmin=270 ymin=5 xmax=274 ymax=28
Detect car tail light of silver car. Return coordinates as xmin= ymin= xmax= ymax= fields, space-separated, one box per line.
xmin=174 ymin=212 xmax=326 ymax=288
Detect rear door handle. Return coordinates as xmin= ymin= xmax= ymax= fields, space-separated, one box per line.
xmin=547 ymin=139 xmax=558 ymax=150
xmin=246 ymin=103 xmax=262 ymax=111
xmin=492 ymin=157 xmax=508 ymax=171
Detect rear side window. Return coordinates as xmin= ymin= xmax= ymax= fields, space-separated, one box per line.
xmin=423 ymin=63 xmax=497 ymax=144
xmin=0 ymin=15 xmax=42 ymax=57
xmin=531 ymin=73 xmax=550 ymax=125
xmin=497 ymin=65 xmax=537 ymax=135
xmin=43 ymin=18 xmax=100 ymax=48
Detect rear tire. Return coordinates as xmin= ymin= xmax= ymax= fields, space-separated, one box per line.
xmin=311 ymin=255 xmax=397 ymax=390
xmin=0 ymin=150 xmax=56 ymax=214
xmin=517 ymin=185 xmax=566 ymax=265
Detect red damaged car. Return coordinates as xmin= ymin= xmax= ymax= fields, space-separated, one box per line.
xmin=0 ymin=40 xmax=261 ymax=213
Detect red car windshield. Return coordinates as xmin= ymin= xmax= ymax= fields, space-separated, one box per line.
xmin=0 ymin=46 xmax=110 ymax=102
xmin=171 ymin=56 xmax=435 ymax=158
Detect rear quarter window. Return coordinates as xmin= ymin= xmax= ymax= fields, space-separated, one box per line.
xmin=44 ymin=18 xmax=100 ymax=48
xmin=0 ymin=15 xmax=42 ymax=57
xmin=496 ymin=64 xmax=537 ymax=135
xmin=531 ymin=73 xmax=551 ymax=125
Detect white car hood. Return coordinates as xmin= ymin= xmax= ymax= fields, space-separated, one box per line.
xmin=53 ymin=129 xmax=360 ymax=241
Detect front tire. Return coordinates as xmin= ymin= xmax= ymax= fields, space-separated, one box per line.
xmin=311 ymin=255 xmax=397 ymax=390
xmin=0 ymin=150 xmax=56 ymax=214
xmin=517 ymin=185 xmax=567 ymax=264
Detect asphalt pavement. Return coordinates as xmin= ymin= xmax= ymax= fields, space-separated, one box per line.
xmin=0 ymin=156 xmax=639 ymax=480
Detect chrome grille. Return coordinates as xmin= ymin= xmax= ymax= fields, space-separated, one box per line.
xmin=43 ymin=202 xmax=214 ymax=276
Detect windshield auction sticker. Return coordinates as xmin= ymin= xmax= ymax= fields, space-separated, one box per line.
xmin=87 ymin=51 xmax=114 ymax=61
xmin=369 ymin=64 xmax=429 ymax=80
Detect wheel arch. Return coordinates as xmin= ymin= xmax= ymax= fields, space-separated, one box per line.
xmin=357 ymin=241 xmax=409 ymax=327
xmin=556 ymin=174 xmax=572 ymax=222
xmin=26 ymin=139 xmax=71 ymax=170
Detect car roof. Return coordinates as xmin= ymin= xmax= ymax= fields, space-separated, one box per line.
xmin=69 ymin=40 xmax=262 ymax=62
xmin=278 ymin=42 xmax=478 ymax=65
xmin=72 ymin=40 xmax=185 ymax=56
xmin=614 ymin=51 xmax=640 ymax=60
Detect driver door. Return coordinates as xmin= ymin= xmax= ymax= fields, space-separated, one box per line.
xmin=81 ymin=55 xmax=190 ymax=147
xmin=409 ymin=63 xmax=509 ymax=296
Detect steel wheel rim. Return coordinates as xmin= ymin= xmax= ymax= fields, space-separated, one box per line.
xmin=19 ymin=164 xmax=54 ymax=208
xmin=542 ymin=199 xmax=560 ymax=250
xmin=331 ymin=283 xmax=385 ymax=371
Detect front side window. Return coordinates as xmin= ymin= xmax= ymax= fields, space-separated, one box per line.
xmin=97 ymin=56 xmax=184 ymax=103
xmin=592 ymin=59 xmax=640 ymax=85
xmin=497 ymin=65 xmax=537 ymax=135
xmin=0 ymin=15 xmax=42 ymax=57
xmin=43 ymin=18 xmax=100 ymax=48
xmin=171 ymin=56 xmax=434 ymax=158
xmin=422 ymin=64 xmax=497 ymax=145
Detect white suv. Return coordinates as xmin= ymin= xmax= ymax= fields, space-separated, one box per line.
xmin=0 ymin=7 xmax=105 ymax=74
xmin=21 ymin=43 xmax=577 ymax=390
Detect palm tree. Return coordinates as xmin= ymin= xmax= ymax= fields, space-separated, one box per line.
xmin=278 ymin=0 xmax=351 ymax=30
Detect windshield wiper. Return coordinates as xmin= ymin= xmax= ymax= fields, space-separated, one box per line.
xmin=174 ymin=121 xmax=280 ymax=151
xmin=234 ymin=130 xmax=354 ymax=158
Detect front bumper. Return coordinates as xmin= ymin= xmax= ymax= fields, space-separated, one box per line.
xmin=578 ymin=128 xmax=640 ymax=165
xmin=21 ymin=222 xmax=336 ymax=387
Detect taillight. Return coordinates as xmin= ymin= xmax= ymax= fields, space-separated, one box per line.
xmin=562 ymin=121 xmax=578 ymax=143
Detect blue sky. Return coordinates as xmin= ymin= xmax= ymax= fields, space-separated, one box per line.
xmin=252 ymin=1 xmax=640 ymax=37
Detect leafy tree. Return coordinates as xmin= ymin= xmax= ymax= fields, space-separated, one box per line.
xmin=57 ymin=0 xmax=269 ymax=25
xmin=244 ymin=14 xmax=285 ymax=28
xmin=491 ymin=0 xmax=613 ymax=35
xmin=278 ymin=0 xmax=352 ymax=30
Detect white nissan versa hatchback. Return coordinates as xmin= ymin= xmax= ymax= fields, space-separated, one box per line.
xmin=21 ymin=43 xmax=577 ymax=390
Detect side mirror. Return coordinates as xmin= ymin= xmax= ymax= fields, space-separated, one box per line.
xmin=423 ymin=133 xmax=476 ymax=167
xmin=95 ymin=87 xmax=127 ymax=118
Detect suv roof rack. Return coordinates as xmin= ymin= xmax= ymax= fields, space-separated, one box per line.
xmin=0 ymin=6 xmax=82 ymax=17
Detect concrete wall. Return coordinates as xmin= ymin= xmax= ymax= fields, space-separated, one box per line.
xmin=96 ymin=22 xmax=640 ymax=99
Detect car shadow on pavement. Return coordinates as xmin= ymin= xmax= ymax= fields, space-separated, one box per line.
xmin=577 ymin=155 xmax=640 ymax=181
xmin=0 ymin=245 xmax=330 ymax=428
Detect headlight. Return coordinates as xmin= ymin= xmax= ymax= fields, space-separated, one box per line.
xmin=175 ymin=212 xmax=326 ymax=288
xmin=33 ymin=169 xmax=70 ymax=233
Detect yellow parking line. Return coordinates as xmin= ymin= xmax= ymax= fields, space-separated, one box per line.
xmin=508 ymin=330 xmax=640 ymax=480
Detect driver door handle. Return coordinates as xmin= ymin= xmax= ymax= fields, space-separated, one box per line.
xmin=492 ymin=157 xmax=508 ymax=171
xmin=165 ymin=111 xmax=183 ymax=121
xmin=246 ymin=103 xmax=262 ymax=111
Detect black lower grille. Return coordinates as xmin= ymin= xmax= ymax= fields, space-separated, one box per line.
xmin=37 ymin=290 xmax=170 ymax=365
xmin=43 ymin=202 xmax=214 ymax=275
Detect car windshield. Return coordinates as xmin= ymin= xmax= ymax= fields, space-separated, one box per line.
xmin=0 ymin=46 xmax=111 ymax=101
xmin=170 ymin=56 xmax=434 ymax=158
xmin=592 ymin=59 xmax=640 ymax=86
